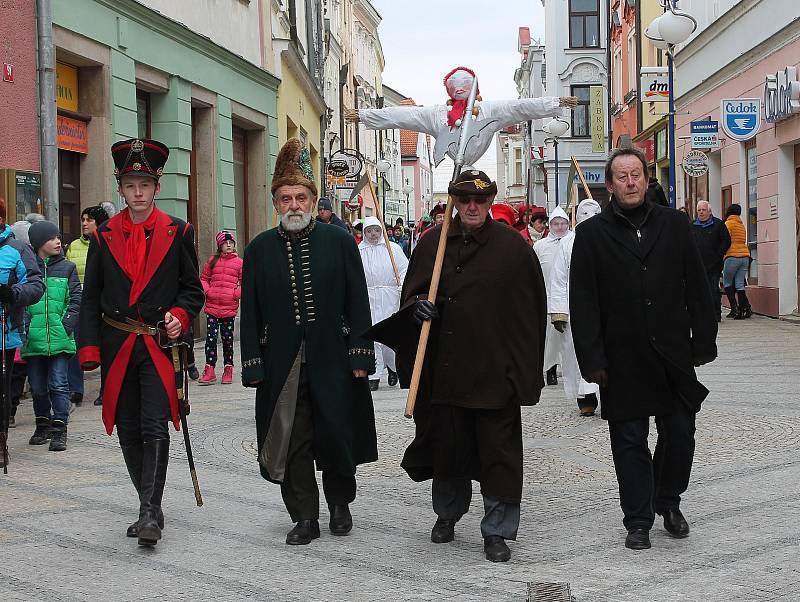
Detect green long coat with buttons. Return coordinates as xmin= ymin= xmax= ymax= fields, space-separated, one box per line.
xmin=240 ymin=220 xmax=378 ymax=482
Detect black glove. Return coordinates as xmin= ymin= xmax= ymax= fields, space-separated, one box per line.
xmin=0 ymin=284 xmax=14 ymax=305
xmin=553 ymin=320 xmax=567 ymax=333
xmin=586 ymin=369 xmax=608 ymax=388
xmin=412 ymin=300 xmax=439 ymax=325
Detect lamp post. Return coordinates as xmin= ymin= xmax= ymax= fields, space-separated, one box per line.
xmin=543 ymin=117 xmax=570 ymax=207
xmin=644 ymin=1 xmax=697 ymax=208
xmin=402 ymin=183 xmax=413 ymax=225
xmin=377 ymin=159 xmax=391 ymax=224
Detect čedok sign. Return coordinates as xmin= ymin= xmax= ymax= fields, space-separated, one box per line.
xmin=720 ymin=99 xmax=761 ymax=141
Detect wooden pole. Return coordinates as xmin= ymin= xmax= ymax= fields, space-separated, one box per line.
xmin=403 ymin=194 xmax=454 ymax=418
xmin=571 ymin=155 xmax=593 ymax=199
xmin=366 ymin=171 xmax=401 ymax=287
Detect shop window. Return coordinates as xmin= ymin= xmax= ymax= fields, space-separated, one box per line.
xmin=571 ymin=86 xmax=591 ymax=137
xmin=684 ymin=171 xmax=708 ymax=219
xmin=569 ymin=0 xmax=600 ymax=48
xmin=745 ymin=141 xmax=758 ymax=282
xmin=136 ymin=90 xmax=151 ymax=139
xmin=722 ymin=186 xmax=733 ymax=215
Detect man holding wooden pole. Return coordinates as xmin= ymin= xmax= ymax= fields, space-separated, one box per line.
xmin=367 ymin=170 xmax=547 ymax=562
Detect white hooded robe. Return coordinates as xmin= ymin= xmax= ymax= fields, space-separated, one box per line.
xmin=358 ymin=216 xmax=409 ymax=379
xmin=534 ymin=205 xmax=571 ymax=371
xmin=548 ymin=199 xmax=603 ymax=400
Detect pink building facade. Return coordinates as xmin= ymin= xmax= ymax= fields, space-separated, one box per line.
xmin=675 ymin=38 xmax=800 ymax=318
xmin=0 ymin=1 xmax=41 ymax=175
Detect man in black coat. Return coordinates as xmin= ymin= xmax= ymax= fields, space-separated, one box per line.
xmin=367 ymin=170 xmax=547 ymax=563
xmin=569 ymin=148 xmax=717 ymax=551
xmin=691 ymin=200 xmax=731 ymax=321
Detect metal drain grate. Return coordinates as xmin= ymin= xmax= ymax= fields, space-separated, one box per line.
xmin=527 ymin=582 xmax=574 ymax=602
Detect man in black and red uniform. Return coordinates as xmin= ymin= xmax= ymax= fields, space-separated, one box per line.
xmin=79 ymin=138 xmax=204 ymax=547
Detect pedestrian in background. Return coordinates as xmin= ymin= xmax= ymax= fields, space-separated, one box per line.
xmin=570 ymin=147 xmax=717 ymax=551
xmin=528 ymin=206 xmax=548 ymax=243
xmin=23 ymin=220 xmax=81 ymax=452
xmin=198 ymin=230 xmax=243 ymax=386
xmin=722 ymin=204 xmax=752 ymax=319
xmin=65 ymin=204 xmax=109 ymax=407
xmin=0 ymin=198 xmax=44 ymax=469
xmin=691 ymin=200 xmax=730 ymax=322
xmin=316 ymin=197 xmax=348 ymax=230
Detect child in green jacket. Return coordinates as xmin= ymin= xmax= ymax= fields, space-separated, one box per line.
xmin=23 ymin=221 xmax=81 ymax=452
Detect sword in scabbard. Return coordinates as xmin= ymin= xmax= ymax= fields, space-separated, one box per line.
xmin=166 ymin=337 xmax=203 ymax=507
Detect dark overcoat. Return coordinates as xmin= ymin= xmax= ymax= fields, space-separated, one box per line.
xmin=569 ymin=200 xmax=718 ymax=421
xmin=79 ymin=208 xmax=205 ymax=434
xmin=239 ymin=220 xmax=377 ymax=482
xmin=367 ymin=217 xmax=547 ymax=498
xmin=691 ymin=216 xmax=731 ymax=275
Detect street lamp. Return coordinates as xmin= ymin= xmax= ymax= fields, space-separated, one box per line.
xmin=645 ymin=1 xmax=697 ymax=208
xmin=543 ymin=117 xmax=570 ymax=207
xmin=377 ymin=159 xmax=391 ymax=224
xmin=402 ymin=183 xmax=413 ymax=225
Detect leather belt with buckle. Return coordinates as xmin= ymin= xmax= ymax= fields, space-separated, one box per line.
xmin=103 ymin=315 xmax=166 ymax=338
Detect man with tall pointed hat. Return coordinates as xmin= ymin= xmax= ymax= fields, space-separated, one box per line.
xmin=239 ymin=138 xmax=378 ymax=546
xmin=78 ymin=138 xmax=204 ymax=547
xmin=366 ymin=169 xmax=547 ymax=563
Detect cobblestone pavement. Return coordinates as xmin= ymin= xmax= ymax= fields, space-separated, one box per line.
xmin=1 ymin=316 xmax=798 ymax=601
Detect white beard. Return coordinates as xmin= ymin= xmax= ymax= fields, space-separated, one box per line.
xmin=281 ymin=211 xmax=312 ymax=232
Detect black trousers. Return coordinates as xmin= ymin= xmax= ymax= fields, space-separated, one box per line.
xmin=1 ymin=349 xmax=14 ymax=427
xmin=707 ymin=271 xmax=722 ymax=320
xmin=280 ymin=365 xmax=356 ymax=522
xmin=115 ymin=338 xmax=171 ymax=446
xmin=608 ymin=401 xmax=696 ymax=530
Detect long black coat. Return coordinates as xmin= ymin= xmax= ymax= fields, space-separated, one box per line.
xmin=569 ymin=200 xmax=717 ymax=421
xmin=369 ymin=216 xmax=547 ymax=410
xmin=691 ymin=216 xmax=731 ymax=274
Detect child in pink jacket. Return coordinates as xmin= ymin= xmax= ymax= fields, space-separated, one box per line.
xmin=198 ymin=231 xmax=243 ymax=385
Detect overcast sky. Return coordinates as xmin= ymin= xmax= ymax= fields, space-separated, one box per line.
xmin=371 ymin=0 xmax=546 ymax=191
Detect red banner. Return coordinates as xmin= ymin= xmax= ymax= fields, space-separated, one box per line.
xmin=57 ymin=115 xmax=88 ymax=154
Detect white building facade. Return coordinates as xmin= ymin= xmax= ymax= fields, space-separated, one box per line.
xmin=542 ymin=0 xmax=610 ymax=209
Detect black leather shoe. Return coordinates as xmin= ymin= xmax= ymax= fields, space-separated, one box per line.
xmin=286 ymin=520 xmax=320 ymax=545
xmin=127 ymin=509 xmax=164 ymax=538
xmin=484 ymin=535 xmax=511 ymax=562
xmin=329 ymin=504 xmax=353 ymax=535
xmin=368 ymin=380 xmax=379 ymax=391
xmin=546 ymin=366 xmax=558 ymax=386
xmin=93 ymin=394 xmax=103 ymax=406
xmin=625 ymin=528 xmax=651 ymax=550
xmin=387 ymin=369 xmax=398 ymax=387
xmin=662 ymin=508 xmax=690 ymax=538
xmin=430 ymin=518 xmax=456 ymax=543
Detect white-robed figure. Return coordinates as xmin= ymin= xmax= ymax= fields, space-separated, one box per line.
xmin=346 ymin=66 xmax=578 ymax=167
xmin=549 ymin=199 xmax=603 ymax=416
xmin=358 ymin=217 xmax=409 ymax=391
xmin=534 ymin=206 xmax=571 ymax=386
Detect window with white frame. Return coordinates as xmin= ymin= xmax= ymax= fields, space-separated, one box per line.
xmin=613 ymin=48 xmax=623 ymax=104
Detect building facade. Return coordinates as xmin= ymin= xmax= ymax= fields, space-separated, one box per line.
xmin=47 ymin=0 xmax=279 ymax=258
xmin=542 ymin=0 xmax=610 ymax=208
xmin=0 ymin=0 xmax=44 ymax=218
xmin=673 ymin=0 xmax=800 ymax=317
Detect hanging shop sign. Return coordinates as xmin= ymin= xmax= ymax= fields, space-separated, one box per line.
xmin=590 ymin=85 xmax=605 ymax=153
xmin=57 ymin=115 xmax=89 ymax=154
xmin=690 ymin=120 xmax=719 ymax=149
xmin=764 ymin=66 xmax=800 ymax=123
xmin=720 ymin=98 xmax=761 ymax=141
xmin=56 ymin=62 xmax=79 ymax=112
xmin=640 ymin=67 xmax=669 ymax=103
xmin=345 ymin=193 xmax=364 ymax=212
xmin=682 ymin=149 xmax=709 ymax=178
xmin=329 ymin=149 xmax=363 ymax=187
xmin=3 ymin=63 xmax=13 ymax=83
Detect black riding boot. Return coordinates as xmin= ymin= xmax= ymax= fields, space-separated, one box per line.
xmin=137 ymin=439 xmax=170 ymax=546
xmin=121 ymin=442 xmax=163 ymax=537
xmin=724 ymin=287 xmax=737 ymax=318
xmin=736 ymin=290 xmax=752 ymax=319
